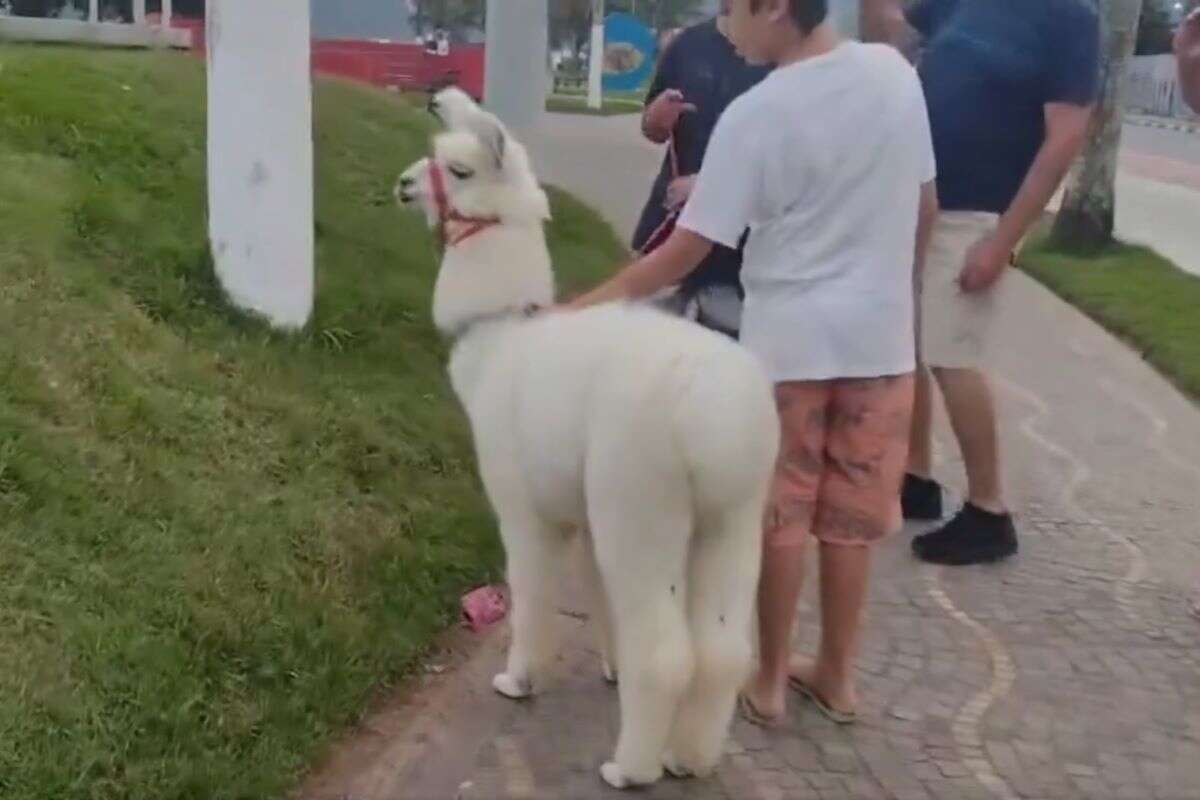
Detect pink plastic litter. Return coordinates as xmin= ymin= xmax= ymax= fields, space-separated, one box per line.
xmin=461 ymin=584 xmax=508 ymax=632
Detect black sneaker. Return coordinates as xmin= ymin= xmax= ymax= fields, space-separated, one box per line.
xmin=902 ymin=474 xmax=944 ymax=521
xmin=912 ymin=503 xmax=1018 ymax=565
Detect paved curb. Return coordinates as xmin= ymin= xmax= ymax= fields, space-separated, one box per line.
xmin=1125 ymin=113 xmax=1200 ymax=135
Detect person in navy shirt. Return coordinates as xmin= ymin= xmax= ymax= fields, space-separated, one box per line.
xmin=865 ymin=0 xmax=1100 ymax=565
xmin=634 ymin=0 xmax=771 ymax=336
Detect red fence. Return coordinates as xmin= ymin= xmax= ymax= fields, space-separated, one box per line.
xmin=312 ymin=40 xmax=485 ymax=100
xmin=170 ymin=17 xmax=486 ymax=100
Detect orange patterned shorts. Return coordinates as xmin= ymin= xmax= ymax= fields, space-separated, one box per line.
xmin=766 ymin=374 xmax=915 ymax=548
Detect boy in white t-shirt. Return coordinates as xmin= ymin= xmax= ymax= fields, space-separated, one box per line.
xmin=567 ymin=0 xmax=937 ymax=724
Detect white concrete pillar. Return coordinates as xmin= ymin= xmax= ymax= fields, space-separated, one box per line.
xmin=88 ymin=0 xmax=98 ymax=23
xmin=206 ymin=0 xmax=314 ymax=329
xmin=133 ymin=0 xmax=145 ymax=25
xmin=161 ymin=0 xmax=172 ymax=28
xmin=484 ymin=0 xmax=548 ymax=137
xmin=587 ymin=0 xmax=604 ymax=110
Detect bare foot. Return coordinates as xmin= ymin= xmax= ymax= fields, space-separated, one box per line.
xmin=740 ymin=671 xmax=787 ymax=724
xmin=787 ymin=655 xmax=857 ymax=715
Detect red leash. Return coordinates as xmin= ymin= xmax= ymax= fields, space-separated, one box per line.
xmin=639 ymin=137 xmax=680 ymax=256
xmin=429 ymin=160 xmax=500 ymax=249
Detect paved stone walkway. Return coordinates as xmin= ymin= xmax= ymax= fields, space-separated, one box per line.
xmin=302 ymin=114 xmax=1200 ymax=800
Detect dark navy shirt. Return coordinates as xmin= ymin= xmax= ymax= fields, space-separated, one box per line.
xmin=908 ymin=0 xmax=1100 ymax=213
xmin=632 ymin=19 xmax=770 ymax=292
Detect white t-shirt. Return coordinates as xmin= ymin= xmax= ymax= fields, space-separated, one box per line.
xmin=678 ymin=41 xmax=936 ymax=382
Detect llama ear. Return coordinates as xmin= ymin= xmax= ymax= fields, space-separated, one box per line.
xmin=466 ymin=113 xmax=507 ymax=172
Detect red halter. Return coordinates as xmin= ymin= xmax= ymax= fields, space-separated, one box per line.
xmin=428 ymin=160 xmax=501 ymax=249
xmin=638 ymin=137 xmax=680 ymax=255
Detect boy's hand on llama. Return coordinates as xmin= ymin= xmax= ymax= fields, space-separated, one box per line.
xmin=958 ymin=234 xmax=1011 ymax=293
xmin=664 ymin=175 xmax=697 ymax=210
xmin=644 ymin=90 xmax=696 ymax=139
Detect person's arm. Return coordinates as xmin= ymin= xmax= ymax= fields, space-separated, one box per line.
xmin=1176 ymin=8 xmax=1200 ymax=113
xmin=960 ymin=3 xmax=1100 ymax=293
xmin=641 ymin=41 xmax=693 ymax=144
xmin=861 ymin=0 xmax=919 ymax=50
xmin=959 ymin=103 xmax=1091 ymax=292
xmin=568 ymin=102 xmax=761 ymax=309
xmin=567 ymin=229 xmax=714 ymax=309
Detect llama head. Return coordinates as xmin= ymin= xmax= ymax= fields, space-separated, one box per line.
xmin=397 ymin=91 xmax=556 ymax=334
xmin=425 ymin=86 xmax=480 ymax=132
xmin=396 ymin=94 xmax=551 ymax=232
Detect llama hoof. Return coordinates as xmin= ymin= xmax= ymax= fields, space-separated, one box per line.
xmin=600 ymin=761 xmax=661 ymax=790
xmin=661 ymin=752 xmax=694 ymax=779
xmin=492 ymin=672 xmax=532 ymax=699
xmin=663 ymin=749 xmax=715 ymax=780
xmin=602 ymin=661 xmax=618 ymax=686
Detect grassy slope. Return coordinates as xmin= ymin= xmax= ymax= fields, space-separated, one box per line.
xmin=0 ymin=45 xmax=624 ymax=800
xmin=1020 ymin=235 xmax=1200 ymax=401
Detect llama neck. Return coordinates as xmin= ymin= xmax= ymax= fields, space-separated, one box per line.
xmin=432 ymin=224 xmax=555 ymax=337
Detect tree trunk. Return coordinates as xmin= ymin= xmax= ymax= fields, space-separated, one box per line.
xmin=1052 ymin=0 xmax=1143 ymax=251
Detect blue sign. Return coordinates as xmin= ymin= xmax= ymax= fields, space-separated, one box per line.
xmin=602 ymin=13 xmax=657 ymax=93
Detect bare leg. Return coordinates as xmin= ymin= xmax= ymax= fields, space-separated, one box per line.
xmin=907 ymin=366 xmax=935 ymax=478
xmin=743 ymin=381 xmax=828 ymax=720
xmin=789 ymin=542 xmax=872 ymax=713
xmin=932 ymin=367 xmax=1005 ymax=513
xmin=744 ymin=540 xmax=808 ymax=720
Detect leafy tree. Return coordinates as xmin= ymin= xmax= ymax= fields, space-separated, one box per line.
xmin=1136 ymin=0 xmax=1175 ymax=55
xmin=408 ymin=0 xmax=485 ymax=39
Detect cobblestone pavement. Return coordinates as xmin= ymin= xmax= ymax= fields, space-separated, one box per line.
xmin=301 ymin=114 xmax=1200 ymax=800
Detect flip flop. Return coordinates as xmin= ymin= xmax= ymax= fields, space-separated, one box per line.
xmin=787 ymin=676 xmax=858 ymax=725
xmin=737 ymin=692 xmax=784 ymax=729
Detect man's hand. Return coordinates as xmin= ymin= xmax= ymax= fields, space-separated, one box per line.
xmin=643 ymin=89 xmax=696 ymax=142
xmin=664 ymin=175 xmax=697 ymax=210
xmin=959 ymin=233 xmax=1011 ymax=294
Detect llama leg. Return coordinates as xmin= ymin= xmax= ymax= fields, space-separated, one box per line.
xmin=665 ymin=500 xmax=763 ymax=778
xmin=590 ymin=500 xmax=694 ymax=789
xmin=579 ymin=532 xmax=617 ymax=684
xmin=493 ymin=516 xmax=567 ymax=700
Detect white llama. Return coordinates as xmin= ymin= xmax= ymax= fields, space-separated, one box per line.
xmin=396 ymin=89 xmax=780 ymax=789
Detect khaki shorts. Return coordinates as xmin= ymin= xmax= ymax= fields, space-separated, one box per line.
xmin=766 ymin=375 xmax=915 ymax=548
xmin=920 ymin=211 xmax=1019 ymax=369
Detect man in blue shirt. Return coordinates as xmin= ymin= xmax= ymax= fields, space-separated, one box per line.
xmin=634 ymin=0 xmax=771 ymax=336
xmin=865 ymin=0 xmax=1100 ymax=565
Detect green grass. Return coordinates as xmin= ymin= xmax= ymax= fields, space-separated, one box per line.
xmin=0 ymin=44 xmax=625 ymax=800
xmin=1019 ymin=234 xmax=1200 ymax=400
xmin=552 ymin=86 xmax=648 ymax=103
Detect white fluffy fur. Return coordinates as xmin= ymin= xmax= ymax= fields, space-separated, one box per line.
xmin=397 ymin=90 xmax=780 ymax=789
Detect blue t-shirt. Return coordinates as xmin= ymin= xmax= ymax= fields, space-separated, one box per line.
xmin=633 ymin=19 xmax=770 ymax=292
xmin=909 ymin=0 xmax=1100 ymax=213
